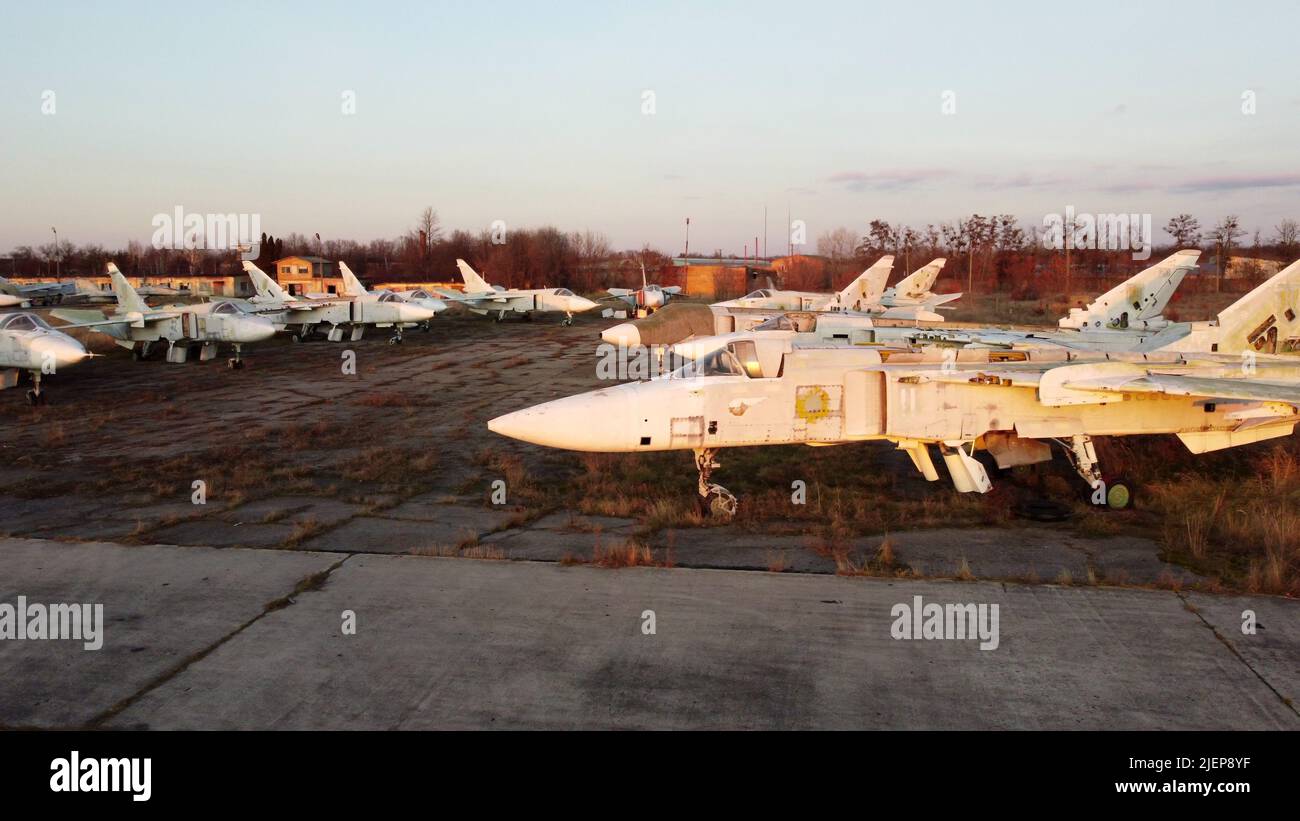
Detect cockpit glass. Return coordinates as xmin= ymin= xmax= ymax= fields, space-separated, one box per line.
xmin=212 ymin=301 xmax=237 ymax=315
xmin=1 ymin=314 xmax=38 ymax=332
xmin=378 ymin=291 xmax=397 ymax=302
xmin=753 ymin=315 xmax=794 ymax=331
xmin=410 ymin=290 xmax=429 ymax=299
xmin=554 ymin=288 xmax=573 ymax=296
xmin=729 ymin=340 xmax=764 ymax=378
xmin=742 ymin=289 xmax=770 ymax=299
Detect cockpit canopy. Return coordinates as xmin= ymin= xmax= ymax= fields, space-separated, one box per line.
xmin=0 ymin=313 xmax=52 ymax=332
xmin=408 ymin=290 xmax=430 ymax=299
xmin=377 ymin=291 xmax=399 ymax=303
xmin=679 ymin=339 xmax=771 ymax=379
xmin=553 ymin=288 xmax=574 ymax=297
xmin=741 ymin=289 xmax=772 ymax=299
xmin=211 ymin=301 xmax=245 ymax=316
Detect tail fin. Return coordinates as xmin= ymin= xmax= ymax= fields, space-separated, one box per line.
xmin=1058 ymin=249 xmax=1200 ymax=330
xmin=338 ymin=261 xmax=367 ymax=296
xmin=832 ymin=255 xmax=893 ymax=309
xmin=108 ymin=265 xmax=148 ymax=314
xmin=1211 ymin=257 xmax=1300 ymax=354
xmin=892 ymin=258 xmax=946 ymax=300
xmin=242 ymin=260 xmax=290 ymax=301
xmin=456 ymin=259 xmax=493 ymax=293
xmin=640 ymin=260 xmax=648 ymax=290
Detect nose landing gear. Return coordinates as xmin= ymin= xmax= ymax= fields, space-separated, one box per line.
xmin=693 ymin=448 xmax=737 ymax=520
xmin=1060 ymin=434 xmax=1132 ymax=510
xmin=227 ymin=343 xmax=246 ymax=369
xmin=25 ymin=370 xmax=47 ymax=405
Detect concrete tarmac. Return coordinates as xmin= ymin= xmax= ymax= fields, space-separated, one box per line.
xmin=0 ymin=537 xmax=1295 ymax=730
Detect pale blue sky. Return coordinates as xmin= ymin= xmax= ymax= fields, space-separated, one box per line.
xmin=2 ymin=0 xmax=1297 ymax=254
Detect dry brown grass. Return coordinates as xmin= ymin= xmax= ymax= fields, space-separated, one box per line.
xmin=355 ymin=392 xmax=415 ymax=408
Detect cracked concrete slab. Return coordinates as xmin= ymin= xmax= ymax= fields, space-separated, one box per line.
xmin=149 ymin=519 xmax=299 ymax=549
xmin=102 ymin=552 xmax=1299 ymax=730
xmin=1183 ymin=592 xmax=1300 ymax=710
xmin=297 ymin=505 xmax=516 ymax=554
xmin=0 ymin=538 xmax=339 ymax=728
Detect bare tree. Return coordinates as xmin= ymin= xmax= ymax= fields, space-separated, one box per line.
xmin=1275 ymin=219 xmax=1299 ymax=259
xmin=1212 ymin=215 xmax=1245 ymax=291
xmin=1164 ymin=214 xmax=1201 ymax=249
xmin=816 ymin=227 xmax=858 ymax=260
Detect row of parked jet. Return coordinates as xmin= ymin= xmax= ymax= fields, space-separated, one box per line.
xmin=489 ymin=250 xmax=1300 ymax=515
xmin=0 ymin=256 xmax=645 ymax=404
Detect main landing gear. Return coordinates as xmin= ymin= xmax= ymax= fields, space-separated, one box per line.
xmin=131 ymin=341 xmax=153 ymax=361
xmin=25 ymin=370 xmax=47 ymax=406
xmin=693 ymin=448 xmax=737 ymax=520
xmin=1059 ymin=434 xmax=1132 ymax=510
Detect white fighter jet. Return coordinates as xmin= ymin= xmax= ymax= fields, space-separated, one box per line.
xmin=489 ymin=257 xmax=1300 ymax=517
xmin=0 ymin=276 xmax=77 ymax=307
xmin=0 ymin=312 xmax=90 ymax=404
xmin=338 ymin=262 xmax=443 ymax=340
xmin=52 ymin=267 xmax=275 ymax=368
xmin=601 ymin=257 xmax=905 ymax=347
xmin=436 ymin=259 xmax=599 ymax=325
xmin=386 ymin=287 xmax=449 ymax=330
xmin=605 ymin=262 xmax=682 ymax=316
xmin=611 ymin=250 xmax=1203 ymax=355
xmin=241 ymin=261 xmax=434 ymax=343
xmin=713 ymin=256 xmax=957 ymax=321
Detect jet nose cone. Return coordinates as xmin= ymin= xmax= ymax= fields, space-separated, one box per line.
xmin=572 ymin=297 xmax=599 ymax=313
xmin=245 ymin=318 xmax=277 ymax=342
xmin=30 ymin=334 xmax=89 ymax=370
xmin=425 ymin=298 xmax=447 ymax=313
xmin=401 ymin=304 xmax=436 ymax=322
xmin=488 ymin=387 xmax=632 ymax=451
xmin=601 ymin=322 xmax=640 ymax=347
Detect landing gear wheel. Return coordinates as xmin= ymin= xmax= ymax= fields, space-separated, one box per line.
xmin=131 ymin=348 xmax=144 ymax=361
xmin=227 ymin=358 xmax=245 ymax=370
xmin=494 ymin=313 xmax=504 ymax=323
xmin=1105 ymin=482 xmax=1132 ymax=510
xmin=388 ymin=335 xmax=401 ymax=345
xmin=562 ymin=316 xmax=574 ymax=327
xmin=696 ymin=485 xmax=737 ymax=520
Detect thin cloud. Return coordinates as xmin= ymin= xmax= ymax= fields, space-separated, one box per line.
xmin=1170 ymin=174 xmax=1300 ymax=193
xmin=826 ymin=168 xmax=950 ymax=192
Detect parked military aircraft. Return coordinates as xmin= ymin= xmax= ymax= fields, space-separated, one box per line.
xmin=0 ymin=275 xmax=76 ymax=306
xmin=436 ymin=259 xmax=599 ymax=325
xmin=338 ymin=262 xmax=443 ymax=340
xmin=712 ymin=256 xmax=956 ymax=321
xmin=606 ymin=262 xmax=682 ymax=316
xmin=489 ymin=257 xmax=1300 ymax=517
xmin=0 ymin=312 xmax=90 ymax=403
xmin=387 ymin=287 xmax=449 ymax=330
xmin=241 ymin=261 xmax=434 ymax=343
xmin=51 ymin=268 xmax=275 ymax=367
xmin=617 ymin=250 xmax=1205 ymax=356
